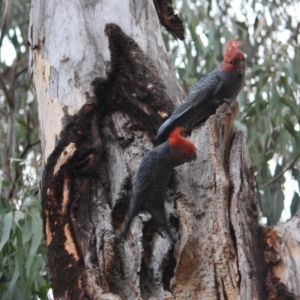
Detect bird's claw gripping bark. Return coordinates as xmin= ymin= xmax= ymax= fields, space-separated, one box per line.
xmin=222 ymin=98 xmax=231 ymax=104
xmin=171 ymin=192 xmax=184 ymax=202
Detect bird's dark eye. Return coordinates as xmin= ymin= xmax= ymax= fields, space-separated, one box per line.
xmin=229 ymin=61 xmax=234 ymax=65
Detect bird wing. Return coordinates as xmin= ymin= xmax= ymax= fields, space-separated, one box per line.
xmin=156 ymin=105 xmax=192 ymax=143
xmin=156 ymin=70 xmax=224 ymax=143
xmin=128 ymin=150 xmax=167 ymax=215
xmin=185 ymin=69 xmax=224 ymax=106
xmin=123 ymin=151 xmax=159 ymax=237
xmin=123 ymin=148 xmax=169 ymax=236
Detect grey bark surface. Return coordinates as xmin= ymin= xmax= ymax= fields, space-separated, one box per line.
xmin=171 ymin=102 xmax=267 ymax=300
xmin=28 ymin=0 xmax=300 ymax=299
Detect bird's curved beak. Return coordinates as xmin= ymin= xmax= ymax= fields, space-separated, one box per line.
xmin=236 ymin=60 xmax=245 ymax=74
xmin=189 ymin=151 xmax=197 ymax=161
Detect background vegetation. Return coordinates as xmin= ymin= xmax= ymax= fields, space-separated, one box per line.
xmin=0 ymin=0 xmax=299 ymax=298
xmin=0 ymin=0 xmax=49 ymax=299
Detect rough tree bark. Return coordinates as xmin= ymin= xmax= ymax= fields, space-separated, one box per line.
xmin=28 ymin=1 xmax=300 ymax=299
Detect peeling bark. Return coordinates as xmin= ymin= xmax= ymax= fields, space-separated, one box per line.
xmin=263 ymin=212 xmax=300 ymax=300
xmin=153 ymin=0 xmax=185 ymax=40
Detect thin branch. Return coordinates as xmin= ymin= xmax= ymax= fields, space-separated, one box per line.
xmin=2 ymin=57 xmax=27 ymax=78
xmin=8 ymin=140 xmax=41 ymax=200
xmin=262 ymin=150 xmax=300 ymax=187
xmin=20 ymin=140 xmax=40 ymax=159
xmin=26 ymin=105 xmax=31 ymax=149
xmin=0 ymin=71 xmax=14 ymax=108
xmin=0 ymin=108 xmax=7 ymax=116
xmin=0 ymin=0 xmax=11 ymax=49
xmin=9 ymin=63 xmax=27 ymax=103
xmin=9 ymin=66 xmax=17 ymax=105
xmin=15 ymin=66 xmax=28 ymax=78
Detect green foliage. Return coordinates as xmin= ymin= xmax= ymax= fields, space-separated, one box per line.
xmin=163 ymin=0 xmax=300 ymax=225
xmin=0 ymin=0 xmax=48 ymax=299
xmin=0 ymin=197 xmax=49 ymax=300
xmin=290 ymin=192 xmax=300 ymax=216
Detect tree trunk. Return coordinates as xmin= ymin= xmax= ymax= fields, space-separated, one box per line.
xmin=28 ymin=1 xmax=300 ymax=299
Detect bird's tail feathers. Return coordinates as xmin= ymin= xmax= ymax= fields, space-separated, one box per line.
xmin=156 ymin=106 xmax=192 ymax=144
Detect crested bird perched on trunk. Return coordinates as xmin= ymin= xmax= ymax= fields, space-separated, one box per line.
xmin=123 ymin=127 xmax=197 ymax=243
xmin=156 ymin=40 xmax=246 ymax=143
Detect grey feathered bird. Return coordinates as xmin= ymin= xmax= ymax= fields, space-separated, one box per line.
xmin=123 ymin=127 xmax=197 ymax=243
xmin=156 ymin=40 xmax=246 ymax=143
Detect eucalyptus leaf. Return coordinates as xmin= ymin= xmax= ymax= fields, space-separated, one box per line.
xmin=290 ymin=192 xmax=300 ymax=216
xmin=0 ymin=213 xmax=13 ymax=251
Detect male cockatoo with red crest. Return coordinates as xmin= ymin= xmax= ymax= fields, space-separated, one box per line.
xmin=156 ymin=40 xmax=246 ymax=143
